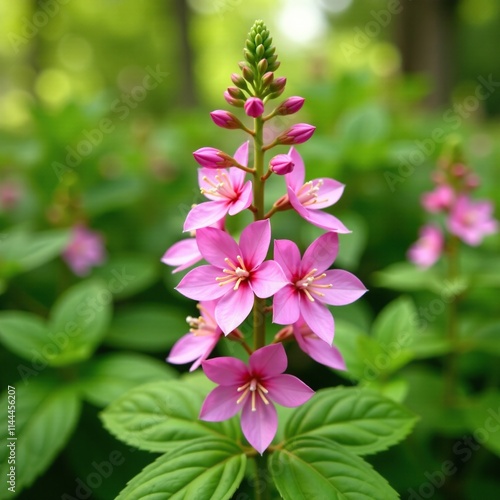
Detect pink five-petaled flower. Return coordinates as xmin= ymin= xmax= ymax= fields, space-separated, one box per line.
xmin=273 ymin=232 xmax=367 ymax=344
xmin=176 ymin=219 xmax=287 ymax=335
xmin=167 ymin=300 xmax=222 ymax=372
xmin=183 ymin=142 xmax=252 ymax=232
xmin=199 ymin=343 xmax=314 ymax=454
xmin=62 ymin=224 xmax=106 ymax=276
xmin=447 ymin=195 xmax=498 ymax=246
xmin=407 ymin=224 xmax=444 ymax=268
xmin=421 ymin=184 xmax=455 ymax=213
xmin=284 ymin=147 xmax=349 ymax=232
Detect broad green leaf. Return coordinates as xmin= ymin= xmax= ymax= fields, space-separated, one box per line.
xmin=362 ymin=377 xmax=409 ymax=403
xmin=101 ymin=380 xmax=240 ymax=453
xmin=116 ymin=437 xmax=246 ymax=500
xmin=104 ymin=304 xmax=187 ymax=351
xmin=90 ymin=254 xmax=158 ymax=299
xmin=373 ymin=262 xmax=443 ymax=293
xmin=47 ymin=280 xmax=112 ymax=366
xmin=0 ymin=312 xmax=48 ymax=362
xmin=0 ymin=378 xmax=81 ymax=497
xmin=78 ymin=353 xmax=177 ymax=407
xmin=269 ymin=436 xmax=398 ymax=500
xmin=284 ymin=386 xmax=418 ymax=455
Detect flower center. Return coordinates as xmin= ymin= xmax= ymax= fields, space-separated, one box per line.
xmin=186 ymin=312 xmax=217 ymax=337
xmin=201 ymin=170 xmax=238 ymax=200
xmin=236 ymin=377 xmax=270 ymax=411
xmin=296 ymin=179 xmax=327 ymax=207
xmin=295 ymin=268 xmax=333 ymax=302
xmin=215 ymin=255 xmax=250 ymax=291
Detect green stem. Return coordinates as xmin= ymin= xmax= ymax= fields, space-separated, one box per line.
xmin=252 ymin=116 xmax=267 ymax=350
xmin=444 ymin=235 xmax=460 ymax=406
xmin=253 ymin=454 xmax=270 ymax=500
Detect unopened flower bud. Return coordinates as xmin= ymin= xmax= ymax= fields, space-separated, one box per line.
xmin=262 ymin=71 xmax=274 ymax=87
xmin=193 ymin=147 xmax=236 ymax=169
xmin=227 ymin=86 xmax=245 ymax=99
xmin=270 ymin=77 xmax=286 ymax=91
xmin=242 ymin=66 xmax=254 ymax=83
xmin=256 ymin=44 xmax=265 ymax=58
xmin=210 ymin=110 xmax=244 ymax=130
xmin=465 ymin=174 xmax=480 ymax=190
xmin=276 ymin=96 xmax=305 ymax=116
xmin=270 ymin=154 xmax=294 ymax=175
xmin=451 ymin=163 xmax=468 ymax=178
xmin=223 ymin=91 xmax=244 ymax=107
xmin=276 ymin=123 xmax=316 ymax=145
xmin=230 ymin=73 xmax=249 ymax=91
xmin=244 ymin=97 xmax=265 ymax=118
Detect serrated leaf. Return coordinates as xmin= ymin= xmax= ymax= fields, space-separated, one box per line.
xmin=269 ymin=436 xmax=398 ymax=500
xmin=104 ymin=304 xmax=187 ymax=352
xmin=78 ymin=352 xmax=177 ymax=407
xmin=0 ymin=312 xmax=48 ymax=362
xmin=116 ymin=437 xmax=246 ymax=500
xmin=284 ymin=386 xmax=418 ymax=455
xmin=47 ymin=280 xmax=112 ymax=366
xmin=0 ymin=378 xmax=81 ymax=497
xmin=100 ymin=380 xmax=240 ymax=453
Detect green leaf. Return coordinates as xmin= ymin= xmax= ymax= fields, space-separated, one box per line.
xmin=116 ymin=437 xmax=246 ymax=500
xmin=78 ymin=353 xmax=177 ymax=407
xmin=373 ymin=262 xmax=444 ymax=293
xmin=101 ymin=380 xmax=240 ymax=453
xmin=0 ymin=378 xmax=81 ymax=496
xmin=104 ymin=304 xmax=187 ymax=352
xmin=465 ymin=322 xmax=500 ymax=355
xmin=47 ymin=280 xmax=112 ymax=366
xmin=0 ymin=312 xmax=48 ymax=362
xmin=269 ymin=436 xmax=398 ymax=500
xmin=284 ymin=386 xmax=418 ymax=455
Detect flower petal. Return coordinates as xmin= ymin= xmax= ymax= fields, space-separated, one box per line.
xmin=199 ymin=385 xmax=242 ymax=421
xmin=241 ymin=397 xmax=277 ymax=454
xmin=233 ymin=141 xmax=249 ymax=167
xmin=301 ymin=206 xmax=350 ymax=233
xmin=301 ymin=232 xmax=339 ymax=275
xmin=300 ymin=298 xmax=335 ymax=344
xmin=319 ymin=270 xmax=367 ymax=305
xmin=272 ymin=286 xmax=300 ymax=325
xmin=294 ymin=328 xmax=346 ymax=370
xmin=198 ymin=168 xmax=221 ymax=201
xmin=249 ymin=343 xmax=287 ymax=377
xmin=183 ymin=201 xmax=229 ymax=232
xmin=239 ymin=220 xmax=271 ymax=270
xmin=202 ymin=357 xmax=248 ymax=385
xmin=167 ymin=333 xmax=219 ymax=371
xmin=161 ymin=238 xmax=201 ymax=273
xmin=286 ymin=147 xmax=305 ymax=192
xmin=250 ymin=261 xmax=287 ymax=298
xmin=265 ymin=374 xmax=314 ymax=407
xmin=311 ymin=178 xmax=345 ymax=209
xmin=215 ymin=282 xmax=254 ymax=335
xmin=176 ymin=265 xmax=227 ymax=301
xmin=273 ymin=239 xmax=301 ymax=280
xmin=195 ymin=226 xmax=240 ymax=268
xmin=228 ymin=180 xmax=253 ymax=216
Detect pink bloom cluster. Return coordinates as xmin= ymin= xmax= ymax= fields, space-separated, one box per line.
xmin=162 ymin=25 xmax=366 ymax=453
xmin=62 ymin=224 xmax=106 ymax=276
xmin=408 ymin=161 xmax=498 ymax=268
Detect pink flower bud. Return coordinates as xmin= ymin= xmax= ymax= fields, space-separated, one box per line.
xmin=193 ymin=147 xmax=235 ymax=169
xmin=270 ymin=77 xmax=287 ymax=92
xmin=276 ymin=123 xmax=316 ymax=145
xmin=276 ymin=96 xmax=305 ymax=116
xmin=465 ymin=174 xmax=480 ymax=190
xmin=210 ymin=110 xmax=243 ymax=130
xmin=451 ymin=163 xmax=468 ymax=178
xmin=270 ymin=154 xmax=294 ymax=175
xmin=223 ymin=91 xmax=244 ymax=107
xmin=244 ymin=97 xmax=264 ymax=118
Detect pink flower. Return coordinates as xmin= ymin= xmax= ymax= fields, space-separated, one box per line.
xmin=162 ymin=238 xmax=201 ymax=273
xmin=210 ymin=110 xmax=243 ymax=130
xmin=244 ymin=97 xmax=265 ymax=118
xmin=421 ymin=185 xmax=454 ymax=213
xmin=276 ymin=123 xmax=315 ymax=145
xmin=184 ymin=142 xmax=252 ymax=232
xmin=407 ymin=224 xmax=443 ymax=268
xmin=292 ymin=317 xmax=346 ymax=370
xmin=167 ymin=301 xmax=222 ymax=371
xmin=199 ymin=343 xmax=314 ymax=454
xmin=276 ymin=96 xmax=305 ymax=116
xmin=270 ymin=154 xmax=294 ymax=175
xmin=273 ymin=232 xmax=367 ymax=344
xmin=447 ymin=195 xmax=498 ymax=246
xmin=284 ymin=147 xmax=350 ymax=232
xmin=62 ymin=224 xmax=106 ymax=276
xmin=176 ymin=220 xmax=287 ymax=335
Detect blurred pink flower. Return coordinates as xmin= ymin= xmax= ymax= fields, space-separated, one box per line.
xmin=421 ymin=184 xmax=455 ymax=213
xmin=447 ymin=195 xmax=498 ymax=246
xmin=199 ymin=343 xmax=314 ymax=454
xmin=407 ymin=224 xmax=443 ymax=268
xmin=62 ymin=225 xmax=106 ymax=276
